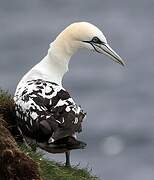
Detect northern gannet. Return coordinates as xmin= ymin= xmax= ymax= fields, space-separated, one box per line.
xmin=14 ymin=22 xmax=125 ymax=166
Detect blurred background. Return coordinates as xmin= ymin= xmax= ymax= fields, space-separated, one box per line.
xmin=0 ymin=0 xmax=154 ymax=179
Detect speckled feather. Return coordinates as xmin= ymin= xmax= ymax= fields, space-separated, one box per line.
xmin=14 ymin=79 xmax=86 ymax=144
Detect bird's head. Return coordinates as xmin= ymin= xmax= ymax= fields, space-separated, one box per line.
xmin=51 ymin=22 xmax=125 ymax=66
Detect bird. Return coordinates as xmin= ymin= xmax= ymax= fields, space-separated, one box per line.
xmin=14 ymin=22 xmax=125 ymax=167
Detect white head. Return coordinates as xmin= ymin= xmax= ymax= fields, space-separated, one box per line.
xmin=50 ymin=22 xmax=125 ymax=66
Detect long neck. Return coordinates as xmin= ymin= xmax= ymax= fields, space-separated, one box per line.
xmin=33 ymin=42 xmax=75 ymax=85
xmin=33 ymin=28 xmax=80 ymax=85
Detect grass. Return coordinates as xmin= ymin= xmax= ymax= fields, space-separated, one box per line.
xmin=20 ymin=145 xmax=98 ymax=180
xmin=0 ymin=89 xmax=99 ymax=180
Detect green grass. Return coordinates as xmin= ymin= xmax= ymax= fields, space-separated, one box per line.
xmin=20 ymin=145 xmax=98 ymax=180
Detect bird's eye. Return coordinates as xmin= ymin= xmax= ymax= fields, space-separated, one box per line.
xmin=92 ymin=37 xmax=101 ymax=44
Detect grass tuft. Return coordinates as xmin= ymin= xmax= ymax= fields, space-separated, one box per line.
xmin=20 ymin=144 xmax=98 ymax=180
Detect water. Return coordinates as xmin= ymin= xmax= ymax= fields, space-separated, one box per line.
xmin=0 ymin=0 xmax=154 ymax=179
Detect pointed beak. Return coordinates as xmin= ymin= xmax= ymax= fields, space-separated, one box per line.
xmin=93 ymin=43 xmax=126 ymax=66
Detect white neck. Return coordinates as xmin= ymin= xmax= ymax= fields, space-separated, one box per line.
xmin=27 ymin=25 xmax=83 ymax=86
xmin=33 ymin=42 xmax=76 ymax=86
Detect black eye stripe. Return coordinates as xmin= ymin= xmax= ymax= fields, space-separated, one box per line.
xmin=92 ymin=37 xmax=102 ymax=44
xmin=83 ymin=36 xmax=103 ymax=44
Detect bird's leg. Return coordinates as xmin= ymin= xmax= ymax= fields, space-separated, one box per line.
xmin=65 ymin=151 xmax=71 ymax=167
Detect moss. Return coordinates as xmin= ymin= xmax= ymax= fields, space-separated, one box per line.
xmin=0 ymin=117 xmax=41 ymax=180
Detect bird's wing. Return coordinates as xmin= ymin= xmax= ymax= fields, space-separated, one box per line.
xmin=15 ymin=79 xmax=86 ymax=143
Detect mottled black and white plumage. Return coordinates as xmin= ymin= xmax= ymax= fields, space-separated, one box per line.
xmin=14 ymin=22 xmax=125 ymax=166
xmin=14 ymin=79 xmax=85 ymax=144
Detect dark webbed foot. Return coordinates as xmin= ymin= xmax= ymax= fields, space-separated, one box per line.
xmin=65 ymin=151 xmax=71 ymax=167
